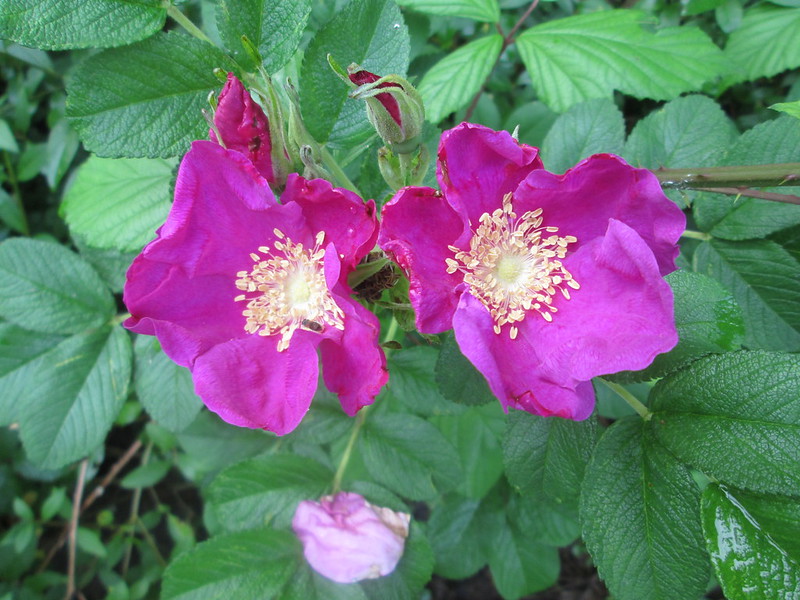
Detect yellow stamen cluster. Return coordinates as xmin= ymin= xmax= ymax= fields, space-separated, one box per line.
xmin=445 ymin=193 xmax=580 ymax=339
xmin=235 ymin=229 xmax=344 ymax=352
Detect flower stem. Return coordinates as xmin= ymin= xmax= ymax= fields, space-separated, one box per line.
xmin=600 ymin=379 xmax=652 ymax=421
xmin=167 ymin=4 xmax=213 ymax=44
xmin=332 ymin=408 xmax=367 ymax=493
xmin=680 ymin=229 xmax=711 ymax=241
xmin=654 ymin=163 xmax=800 ymax=191
xmin=320 ymin=146 xmax=363 ymax=197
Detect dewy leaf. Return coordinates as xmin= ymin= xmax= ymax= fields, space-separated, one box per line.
xmin=516 ymin=10 xmax=726 ymax=112
xmin=701 ymin=484 xmax=800 ymax=600
xmin=301 ymin=0 xmax=409 ymax=146
xmin=61 ymin=155 xmax=176 ymax=253
xmin=541 ymin=97 xmax=625 ymax=174
xmin=358 ymin=412 xmax=462 ymax=501
xmin=133 ymin=336 xmax=202 ymax=433
xmin=161 ymin=529 xmax=297 ymax=600
xmin=693 ymin=117 xmax=800 ymax=241
xmin=393 ymin=0 xmax=499 ymax=22
xmin=503 ymin=411 xmax=597 ymax=509
xmin=0 ymin=0 xmax=166 ymax=50
xmin=206 ymin=454 xmax=332 ymax=532
xmin=620 ymin=270 xmax=744 ymax=381
xmin=694 ymin=239 xmax=800 ymax=351
xmin=649 ymin=351 xmax=800 ymax=496
xmin=624 ymin=95 xmax=737 ymax=169
xmin=0 ymin=238 xmax=114 ymax=335
xmin=728 ymin=487 xmax=800 ymax=563
xmin=17 ymin=325 xmax=132 ymax=469
xmin=216 ymin=0 xmax=311 ymax=73
xmin=725 ymin=4 xmax=800 ymax=83
xmin=580 ymin=418 xmax=710 ymax=600
xmin=418 ymin=34 xmax=502 ymax=124
xmin=67 ymin=32 xmax=238 ymax=158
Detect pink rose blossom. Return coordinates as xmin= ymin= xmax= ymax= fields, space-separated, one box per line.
xmin=209 ymin=73 xmax=276 ymax=185
xmin=123 ymin=140 xmax=387 ymax=435
xmin=292 ymin=492 xmax=410 ymax=583
xmin=379 ymin=123 xmax=685 ymax=420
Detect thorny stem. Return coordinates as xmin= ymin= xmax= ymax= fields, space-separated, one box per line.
xmin=601 ymin=379 xmax=652 ymax=421
xmin=654 ymin=163 xmax=800 ymax=190
xmin=695 ymin=187 xmax=800 ymax=206
xmin=65 ymin=460 xmax=89 ymax=600
xmin=331 ymin=316 xmax=400 ymax=493
xmin=167 ymin=4 xmax=213 ymax=44
xmin=465 ymin=0 xmax=540 ymax=120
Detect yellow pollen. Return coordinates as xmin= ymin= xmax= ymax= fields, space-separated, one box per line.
xmin=234 ymin=230 xmax=344 ymax=352
xmin=446 ymin=193 xmax=580 ymax=337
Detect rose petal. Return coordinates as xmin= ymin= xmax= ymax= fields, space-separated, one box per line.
xmin=282 ymin=174 xmax=378 ymax=268
xmin=192 ymin=333 xmax=320 ymax=435
xmin=515 ymin=154 xmax=685 ymax=276
xmin=437 ymin=122 xmax=543 ymax=224
xmin=210 ymin=73 xmax=274 ymax=183
xmin=379 ymin=186 xmax=466 ymax=333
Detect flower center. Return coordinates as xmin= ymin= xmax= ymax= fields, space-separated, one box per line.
xmin=445 ymin=193 xmax=580 ymax=339
xmin=234 ymin=229 xmax=345 ymax=352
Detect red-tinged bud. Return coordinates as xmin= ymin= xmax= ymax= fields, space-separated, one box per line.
xmin=210 ymin=73 xmax=289 ymax=189
xmin=344 ymin=65 xmax=425 ymax=151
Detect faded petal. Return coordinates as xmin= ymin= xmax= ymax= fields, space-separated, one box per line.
xmin=437 ymin=122 xmax=543 ymax=225
xmin=378 ymin=186 xmax=466 ymax=333
xmin=292 ymin=492 xmax=410 ymax=583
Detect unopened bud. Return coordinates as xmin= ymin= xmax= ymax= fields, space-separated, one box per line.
xmin=331 ymin=57 xmax=425 ymax=151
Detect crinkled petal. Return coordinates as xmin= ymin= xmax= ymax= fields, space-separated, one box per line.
xmin=282 ymin=174 xmax=378 ymax=268
xmin=379 ymin=186 xmax=466 ymax=333
xmin=124 ymin=141 xmax=287 ymax=367
xmin=437 ymin=122 xmax=543 ymax=224
xmin=192 ymin=333 xmax=320 ymax=435
xmin=522 ymin=218 xmax=678 ymax=381
xmin=210 ymin=73 xmax=274 ymax=183
xmin=515 ymin=154 xmax=685 ymax=275
xmin=320 ymin=289 xmax=387 ymax=416
xmin=452 ymin=293 xmax=595 ymax=420
xmin=452 ymin=220 xmax=677 ymax=420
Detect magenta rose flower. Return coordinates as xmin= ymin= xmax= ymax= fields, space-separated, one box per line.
xmin=210 ymin=73 xmax=285 ymax=187
xmin=123 ymin=140 xmax=387 ymax=435
xmin=379 ymin=123 xmax=685 ymax=420
xmin=292 ymin=492 xmax=410 ymax=583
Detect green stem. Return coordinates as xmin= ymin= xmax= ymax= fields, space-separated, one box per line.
xmin=654 ymin=163 xmax=800 ymax=190
xmin=680 ymin=229 xmax=711 ymax=241
xmin=167 ymin=5 xmax=213 ymax=44
xmin=320 ymin=146 xmax=362 ymax=197
xmin=331 ymin=409 xmax=367 ymax=493
xmin=600 ymin=379 xmax=652 ymax=421
xmin=330 ymin=316 xmax=399 ymax=493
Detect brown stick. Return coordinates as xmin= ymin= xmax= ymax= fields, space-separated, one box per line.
xmin=64 ymin=460 xmax=88 ymax=600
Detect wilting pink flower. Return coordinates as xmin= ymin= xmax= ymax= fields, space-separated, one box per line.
xmin=124 ymin=141 xmax=387 ymax=435
xmin=379 ymin=123 xmax=684 ymax=420
xmin=292 ymin=492 xmax=410 ymax=583
xmin=210 ymin=73 xmax=277 ymax=185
